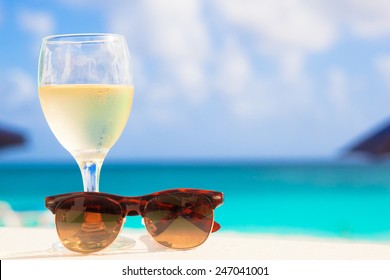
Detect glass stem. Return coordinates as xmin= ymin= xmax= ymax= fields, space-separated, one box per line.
xmin=80 ymin=161 xmax=102 ymax=192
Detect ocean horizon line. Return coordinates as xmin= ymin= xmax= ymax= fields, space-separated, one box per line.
xmin=0 ymin=156 xmax=384 ymax=167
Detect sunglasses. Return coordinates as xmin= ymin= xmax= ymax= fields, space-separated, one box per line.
xmin=45 ymin=188 xmax=224 ymax=253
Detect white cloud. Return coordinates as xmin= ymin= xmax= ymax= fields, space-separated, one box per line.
xmin=375 ymin=55 xmax=390 ymax=90
xmin=215 ymin=40 xmax=253 ymax=97
xmin=215 ymin=39 xmax=261 ymax=119
xmin=16 ymin=8 xmax=56 ymax=60
xmin=213 ymin=39 xmax=277 ymax=120
xmin=56 ymin=0 xmax=100 ymax=8
xmin=212 ymin=0 xmax=390 ymax=126
xmin=143 ymin=84 xmax=183 ymax=125
xmin=17 ymin=9 xmax=55 ymax=37
xmin=214 ymin=0 xmax=390 ymax=86
xmin=340 ymin=0 xmax=390 ymax=38
xmin=0 ymin=69 xmax=36 ymax=127
xmin=216 ymin=0 xmax=337 ymax=53
xmin=327 ymin=68 xmax=349 ymax=111
xmin=142 ymin=1 xmax=209 ymax=61
xmin=108 ymin=0 xmax=211 ymax=105
xmin=1 ymin=69 xmax=35 ymax=107
xmin=108 ymin=0 xmax=210 ymax=62
xmin=213 ymin=39 xmax=314 ymax=121
xmin=276 ymin=51 xmax=307 ymax=85
xmin=213 ymin=0 xmax=337 ymax=93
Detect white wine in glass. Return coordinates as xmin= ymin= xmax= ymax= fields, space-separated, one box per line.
xmin=38 ymin=34 xmax=134 ymax=251
xmin=39 ymin=84 xmax=133 ymax=168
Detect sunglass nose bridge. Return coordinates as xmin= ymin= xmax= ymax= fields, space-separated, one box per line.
xmin=126 ymin=210 xmax=140 ymax=216
xmin=123 ymin=197 xmax=144 ymax=217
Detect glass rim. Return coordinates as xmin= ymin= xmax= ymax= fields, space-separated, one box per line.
xmin=42 ymin=33 xmax=125 ymax=44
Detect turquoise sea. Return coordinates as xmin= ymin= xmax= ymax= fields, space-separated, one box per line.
xmin=1 ymin=162 xmax=390 ymax=240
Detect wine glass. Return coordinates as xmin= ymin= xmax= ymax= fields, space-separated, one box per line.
xmin=38 ymin=33 xmax=134 ymax=252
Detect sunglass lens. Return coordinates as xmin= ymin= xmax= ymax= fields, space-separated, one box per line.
xmin=144 ymin=193 xmax=214 ymax=249
xmin=55 ymin=196 xmax=123 ymax=253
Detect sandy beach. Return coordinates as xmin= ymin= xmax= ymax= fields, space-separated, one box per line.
xmin=1 ymin=227 xmax=390 ymax=260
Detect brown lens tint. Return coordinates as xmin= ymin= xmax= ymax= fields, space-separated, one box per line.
xmin=55 ymin=196 xmax=123 ymax=253
xmin=144 ymin=193 xmax=214 ymax=249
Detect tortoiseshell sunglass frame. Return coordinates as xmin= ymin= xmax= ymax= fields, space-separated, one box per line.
xmin=45 ymin=188 xmax=224 ymax=251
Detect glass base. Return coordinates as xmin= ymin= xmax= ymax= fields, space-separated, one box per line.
xmin=51 ymin=235 xmax=136 ymax=255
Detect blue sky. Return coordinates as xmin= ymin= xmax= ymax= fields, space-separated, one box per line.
xmin=1 ymin=0 xmax=390 ymax=162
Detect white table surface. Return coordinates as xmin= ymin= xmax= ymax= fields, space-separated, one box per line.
xmin=1 ymin=227 xmax=390 ymax=260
